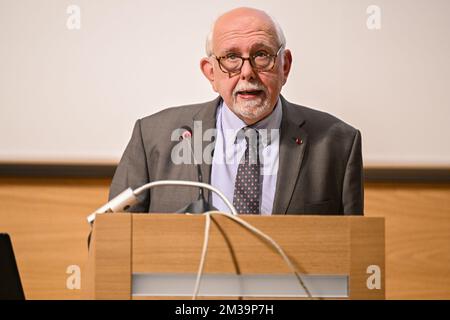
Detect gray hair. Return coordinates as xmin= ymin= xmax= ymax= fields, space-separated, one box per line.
xmin=205 ymin=12 xmax=287 ymax=57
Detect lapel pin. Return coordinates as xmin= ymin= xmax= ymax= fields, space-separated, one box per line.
xmin=294 ymin=137 xmax=303 ymax=145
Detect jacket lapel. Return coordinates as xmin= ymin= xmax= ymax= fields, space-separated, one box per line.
xmin=192 ymin=96 xmax=221 ymax=201
xmin=272 ymin=96 xmax=308 ymax=214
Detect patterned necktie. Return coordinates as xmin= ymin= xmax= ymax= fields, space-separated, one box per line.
xmin=233 ymin=128 xmax=261 ymax=214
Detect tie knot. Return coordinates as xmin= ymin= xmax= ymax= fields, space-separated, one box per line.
xmin=236 ymin=127 xmax=259 ymax=165
xmin=237 ymin=127 xmax=259 ymax=145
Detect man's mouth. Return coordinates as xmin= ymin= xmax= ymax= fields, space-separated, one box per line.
xmin=236 ymin=90 xmax=264 ymax=99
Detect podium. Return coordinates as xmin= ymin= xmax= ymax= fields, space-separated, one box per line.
xmin=84 ymin=214 xmax=385 ymax=299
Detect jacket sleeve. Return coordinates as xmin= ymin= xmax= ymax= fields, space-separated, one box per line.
xmin=342 ymin=129 xmax=364 ymax=215
xmin=109 ymin=119 xmax=150 ymax=212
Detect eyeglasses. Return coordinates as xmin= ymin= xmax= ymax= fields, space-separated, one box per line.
xmin=212 ymin=45 xmax=283 ymax=76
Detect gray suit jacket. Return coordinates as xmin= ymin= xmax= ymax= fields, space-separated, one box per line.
xmin=109 ymin=95 xmax=364 ymax=215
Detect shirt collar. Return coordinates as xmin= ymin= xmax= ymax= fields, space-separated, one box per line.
xmin=219 ymin=97 xmax=282 ymax=148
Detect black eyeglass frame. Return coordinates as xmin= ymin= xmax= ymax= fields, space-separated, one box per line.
xmin=211 ymin=45 xmax=284 ymax=76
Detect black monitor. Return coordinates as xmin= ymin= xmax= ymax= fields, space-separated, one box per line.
xmin=0 ymin=233 xmax=25 ymax=300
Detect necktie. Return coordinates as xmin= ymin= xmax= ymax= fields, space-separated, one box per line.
xmin=232 ymin=128 xmax=261 ymax=214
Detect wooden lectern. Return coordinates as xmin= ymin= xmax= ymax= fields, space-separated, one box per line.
xmin=84 ymin=214 xmax=385 ymax=299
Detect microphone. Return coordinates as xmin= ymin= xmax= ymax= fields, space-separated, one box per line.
xmin=87 ymin=180 xmax=237 ymax=224
xmin=86 ymin=126 xmax=227 ymax=225
xmin=176 ymin=126 xmax=217 ymax=214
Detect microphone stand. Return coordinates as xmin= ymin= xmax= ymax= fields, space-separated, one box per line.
xmin=176 ymin=126 xmax=217 ymax=214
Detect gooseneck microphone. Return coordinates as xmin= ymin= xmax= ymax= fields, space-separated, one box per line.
xmin=86 ymin=125 xmax=229 ymax=224
xmin=175 ymin=125 xmax=217 ymax=214
xmin=180 ymin=126 xmax=205 ymax=197
xmin=87 ymin=180 xmax=237 ymax=224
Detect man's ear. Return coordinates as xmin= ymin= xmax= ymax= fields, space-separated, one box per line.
xmin=281 ymin=49 xmax=292 ymax=86
xmin=200 ymin=57 xmax=217 ymax=91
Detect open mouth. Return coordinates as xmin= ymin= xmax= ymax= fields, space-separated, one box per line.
xmin=236 ymin=90 xmax=264 ymax=99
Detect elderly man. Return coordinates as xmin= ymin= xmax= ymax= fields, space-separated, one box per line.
xmin=109 ymin=7 xmax=364 ymax=215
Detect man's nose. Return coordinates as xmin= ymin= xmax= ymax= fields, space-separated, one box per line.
xmin=239 ymin=59 xmax=256 ymax=81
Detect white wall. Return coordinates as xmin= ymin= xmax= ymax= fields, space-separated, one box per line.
xmin=1 ymin=0 xmax=449 ymax=166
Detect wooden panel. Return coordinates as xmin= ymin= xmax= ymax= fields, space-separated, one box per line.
xmin=131 ymin=215 xmax=384 ymax=299
xmin=0 ymin=177 xmax=449 ymax=299
xmin=0 ymin=178 xmax=110 ymax=299
xmin=132 ymin=214 xmax=350 ymax=275
xmin=86 ymin=213 xmax=131 ymax=299
xmin=365 ymin=183 xmax=450 ymax=299
xmin=83 ymin=222 xmax=96 ymax=300
xmin=349 ymin=217 xmax=385 ymax=299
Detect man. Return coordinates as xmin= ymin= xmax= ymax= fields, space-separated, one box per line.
xmin=109 ymin=7 xmax=364 ymax=215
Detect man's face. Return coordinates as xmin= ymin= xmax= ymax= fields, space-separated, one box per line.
xmin=201 ymin=11 xmax=292 ymax=125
